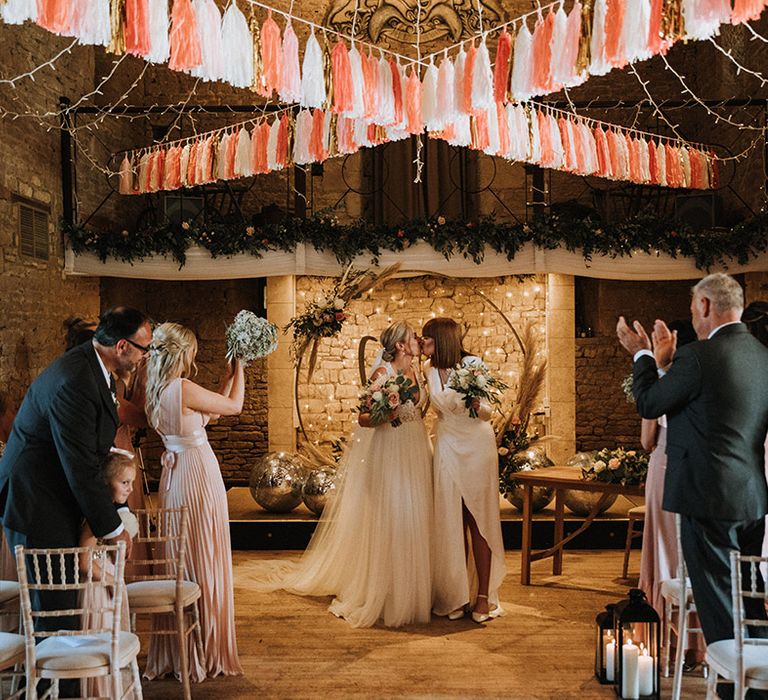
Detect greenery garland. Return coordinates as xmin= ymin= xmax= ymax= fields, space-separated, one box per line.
xmin=63 ymin=209 xmax=768 ymax=270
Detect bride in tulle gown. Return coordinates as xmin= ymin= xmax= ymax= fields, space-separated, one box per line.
xmin=252 ymin=321 xmax=434 ymax=628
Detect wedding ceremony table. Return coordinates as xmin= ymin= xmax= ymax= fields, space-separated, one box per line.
xmin=514 ymin=467 xmax=645 ymax=585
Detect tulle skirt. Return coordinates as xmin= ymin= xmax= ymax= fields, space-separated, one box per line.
xmin=250 ymin=419 xmax=434 ymax=628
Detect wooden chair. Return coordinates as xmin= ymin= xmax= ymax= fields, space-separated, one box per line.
xmin=126 ymin=507 xmax=203 ymax=700
xmin=660 ymin=514 xmax=704 ymax=700
xmin=14 ymin=542 xmax=142 ymax=700
xmin=706 ymin=551 xmax=768 ymax=699
xmin=622 ymin=505 xmax=645 ymax=578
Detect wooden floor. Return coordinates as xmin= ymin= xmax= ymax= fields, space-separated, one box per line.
xmin=139 ymin=550 xmax=708 ymax=699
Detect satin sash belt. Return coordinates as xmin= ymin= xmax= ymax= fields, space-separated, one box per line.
xmin=160 ymin=430 xmax=207 ymax=489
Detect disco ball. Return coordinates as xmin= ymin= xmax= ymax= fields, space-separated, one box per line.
xmin=249 ymin=452 xmax=305 ymax=513
xmin=565 ymin=452 xmax=595 ymax=470
xmin=501 ymin=445 xmax=555 ymax=513
xmin=301 ymin=468 xmax=338 ymax=516
xmin=562 ymin=490 xmax=618 ymax=517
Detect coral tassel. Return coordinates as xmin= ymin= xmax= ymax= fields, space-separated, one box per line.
xmin=493 ymin=29 xmax=512 ymax=104
xmin=390 ymin=59 xmax=404 ymax=127
xmin=331 ymin=41 xmax=353 ymax=114
xmin=309 ymin=109 xmax=327 ymax=162
xmin=462 ymin=42 xmax=477 ymax=115
xmin=362 ymin=50 xmax=379 ymax=120
xmin=125 ymin=0 xmax=151 ymax=56
xmin=604 ymin=0 xmax=627 ymax=68
xmin=732 ymin=0 xmax=768 ymax=23
xmin=531 ymin=10 xmax=555 ymax=95
xmin=169 ymin=0 xmax=202 ymax=72
xmin=405 ymin=66 xmax=423 ymax=135
xmin=260 ymin=10 xmax=282 ymax=97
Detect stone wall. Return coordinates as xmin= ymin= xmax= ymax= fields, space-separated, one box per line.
xmin=99 ymin=277 xmax=268 ymax=483
xmin=575 ymin=338 xmax=640 ymax=452
xmin=295 ymin=274 xmax=549 ymax=451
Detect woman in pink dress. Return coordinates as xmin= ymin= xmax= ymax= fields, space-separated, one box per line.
xmin=144 ymin=322 xmax=244 ymax=681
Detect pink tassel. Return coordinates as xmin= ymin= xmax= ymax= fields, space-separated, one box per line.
xmin=125 ymin=0 xmax=151 ymax=56
xmin=390 ymin=59 xmax=404 ymax=127
xmin=473 ymin=111 xmax=490 ymax=151
xmin=276 ymin=116 xmax=290 ymax=169
xmin=589 ymin=0 xmax=610 ymax=75
xmin=493 ymin=29 xmax=512 ymax=104
xmin=119 ymin=156 xmax=135 ymax=195
xmin=225 ymin=130 xmax=238 ymax=179
xmin=453 ymin=47 xmax=467 ymax=116
xmin=252 ymin=122 xmax=269 ymax=175
xmin=648 ymin=141 xmax=658 ymax=184
xmin=549 ymin=6 xmax=568 ymax=90
xmin=260 ymin=10 xmax=282 ymax=97
xmin=604 ymin=0 xmax=627 ymax=69
xmin=462 ymin=42 xmax=477 ymax=116
xmin=310 ymin=109 xmax=327 ymax=162
xmin=538 ymin=111 xmax=554 ymax=166
xmin=405 ymin=66 xmax=423 ymax=135
xmin=531 ymin=10 xmax=554 ymax=95
xmin=331 ymin=41 xmax=353 ymax=114
xmin=169 ymin=0 xmax=202 ymax=72
xmin=731 ymin=0 xmax=768 ymax=23
xmin=362 ymin=50 xmax=379 ymax=121
xmin=279 ymin=23 xmax=301 ymax=103
xmin=37 ymin=0 xmax=72 ymax=35
xmin=497 ymin=102 xmax=510 ymax=156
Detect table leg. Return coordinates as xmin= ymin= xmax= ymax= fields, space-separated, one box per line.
xmin=520 ymin=483 xmax=532 ymax=585
xmin=554 ymin=488 xmax=564 ymax=575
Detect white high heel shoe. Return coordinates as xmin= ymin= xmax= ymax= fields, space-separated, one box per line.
xmin=471 ymin=595 xmax=491 ymax=624
xmin=447 ymin=607 xmax=466 ymax=621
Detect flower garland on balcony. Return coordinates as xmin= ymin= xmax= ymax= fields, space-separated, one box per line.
xmin=63 ymin=208 xmax=768 ymax=271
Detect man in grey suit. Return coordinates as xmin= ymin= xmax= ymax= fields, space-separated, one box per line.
xmin=618 ymin=273 xmax=768 ymax=698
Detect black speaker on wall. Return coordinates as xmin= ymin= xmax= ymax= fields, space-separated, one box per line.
xmin=674 ymin=193 xmax=718 ymax=229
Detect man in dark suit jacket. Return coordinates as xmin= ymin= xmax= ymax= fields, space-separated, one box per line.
xmin=618 ymin=273 xmax=768 ymax=699
xmin=0 ymin=307 xmax=151 ymax=638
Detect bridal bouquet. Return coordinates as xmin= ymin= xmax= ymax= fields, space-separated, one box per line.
xmin=226 ymin=310 xmax=279 ymax=366
xmin=358 ymin=372 xmax=418 ymax=428
xmin=447 ymin=359 xmax=508 ymax=418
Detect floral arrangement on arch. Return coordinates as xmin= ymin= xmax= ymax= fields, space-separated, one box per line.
xmin=284 ymin=262 xmax=401 ymax=380
xmin=581 ymin=447 xmax=649 ymax=486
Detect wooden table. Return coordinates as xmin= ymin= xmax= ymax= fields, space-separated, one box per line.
xmin=514 ymin=466 xmax=645 ymax=585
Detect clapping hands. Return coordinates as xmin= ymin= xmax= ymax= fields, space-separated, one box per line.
xmin=616 ymin=316 xmax=678 ymax=369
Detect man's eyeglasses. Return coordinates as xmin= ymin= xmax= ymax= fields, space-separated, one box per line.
xmin=123 ymin=338 xmax=151 ymax=354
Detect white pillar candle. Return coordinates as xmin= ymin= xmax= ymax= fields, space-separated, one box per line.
xmin=638 ymin=649 xmax=654 ymax=696
xmin=606 ymin=639 xmax=616 ymax=682
xmin=622 ymin=640 xmax=640 ymax=699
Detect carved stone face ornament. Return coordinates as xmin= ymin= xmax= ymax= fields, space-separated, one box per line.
xmin=324 ymin=0 xmax=506 ymax=50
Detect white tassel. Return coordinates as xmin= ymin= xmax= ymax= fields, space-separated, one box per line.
xmin=267 ymin=117 xmax=281 ymax=171
xmin=300 ymin=31 xmax=326 ymax=109
xmin=0 ymin=0 xmax=37 ymax=24
xmin=623 ymin=0 xmax=652 ymax=63
xmin=279 ymin=23 xmax=301 ymax=103
xmin=683 ymin=0 xmax=730 ymax=40
xmin=564 ymin=118 xmax=578 ymax=170
xmin=216 ymin=134 xmax=229 ymax=180
xmin=421 ymin=58 xmax=439 ymax=132
xmin=235 ymin=127 xmax=252 ymax=177
xmin=180 ymin=144 xmax=191 ymax=186
xmin=345 ymin=46 xmax=366 ymax=119
xmin=510 ymin=24 xmax=534 ymax=102
xmin=450 ymin=115 xmax=472 ymax=147
xmin=75 ymin=0 xmax=111 ymax=46
xmin=484 ymin=103 xmax=501 ymax=155
xmin=549 ymin=6 xmax=568 ymax=89
xmin=589 ymin=0 xmax=610 ymax=76
xmin=504 ymin=104 xmax=524 ymax=161
xmin=528 ymin=109 xmax=541 ymax=163
xmin=375 ymin=54 xmax=395 ymax=126
xmin=549 ymin=114 xmax=564 ymax=168
xmin=137 ymin=153 xmax=150 ymax=193
xmin=436 ymin=54 xmax=456 ymax=130
xmin=656 ymin=142 xmax=667 ymax=186
xmin=471 ymin=37 xmax=494 ymax=112
xmin=453 ymin=47 xmax=467 ymax=117
xmin=293 ymin=110 xmax=313 ymax=164
xmin=146 ymin=0 xmax=170 ymax=64
xmin=119 ymin=156 xmax=134 ymax=195
xmin=353 ymin=118 xmax=371 ymax=148
xmin=221 ymin=1 xmax=254 ymax=89
xmin=191 ymin=0 xmax=223 ymax=81
xmin=638 ymin=138 xmax=650 ymax=183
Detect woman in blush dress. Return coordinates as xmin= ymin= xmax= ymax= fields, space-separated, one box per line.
xmin=421 ymin=318 xmax=505 ymax=624
xmin=144 ymin=322 xmax=244 ymax=681
xmin=252 ymin=321 xmax=433 ymax=628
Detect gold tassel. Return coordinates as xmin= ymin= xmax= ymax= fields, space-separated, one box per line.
xmin=107 ymin=0 xmax=126 ymax=55
xmin=662 ymin=0 xmax=685 ymax=42
xmin=322 ymin=32 xmax=333 ymax=113
xmin=576 ymin=0 xmax=593 ymax=74
xmin=328 ymin=113 xmax=338 ymax=158
xmin=249 ymin=11 xmax=269 ymax=97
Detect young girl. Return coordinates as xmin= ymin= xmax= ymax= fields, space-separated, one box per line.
xmin=80 ymin=449 xmax=137 ymax=697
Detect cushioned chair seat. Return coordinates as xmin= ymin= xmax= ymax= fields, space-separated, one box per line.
xmin=126 ymin=579 xmax=200 ymax=609
xmin=0 ymin=581 xmax=20 ymax=606
xmin=0 ymin=631 xmax=24 ymax=666
xmin=660 ymin=578 xmax=694 ymax=602
xmin=35 ymin=631 xmax=140 ymax=671
xmin=707 ymin=641 xmax=768 ymax=683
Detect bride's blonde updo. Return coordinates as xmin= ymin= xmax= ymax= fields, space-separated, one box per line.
xmin=379 ymin=321 xmax=414 ymax=363
xmin=145 ymin=322 xmax=198 ymax=430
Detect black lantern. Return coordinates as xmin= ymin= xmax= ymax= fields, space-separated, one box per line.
xmin=614 ymin=588 xmax=660 ymax=700
xmin=595 ymin=603 xmax=617 ymax=683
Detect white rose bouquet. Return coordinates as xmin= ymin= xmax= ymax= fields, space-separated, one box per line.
xmin=581 ymin=447 xmax=649 ymax=486
xmin=446 ymin=359 xmax=508 ymax=418
xmin=357 ymin=371 xmax=418 ymax=428
xmin=225 ymin=310 xmax=279 ymax=366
